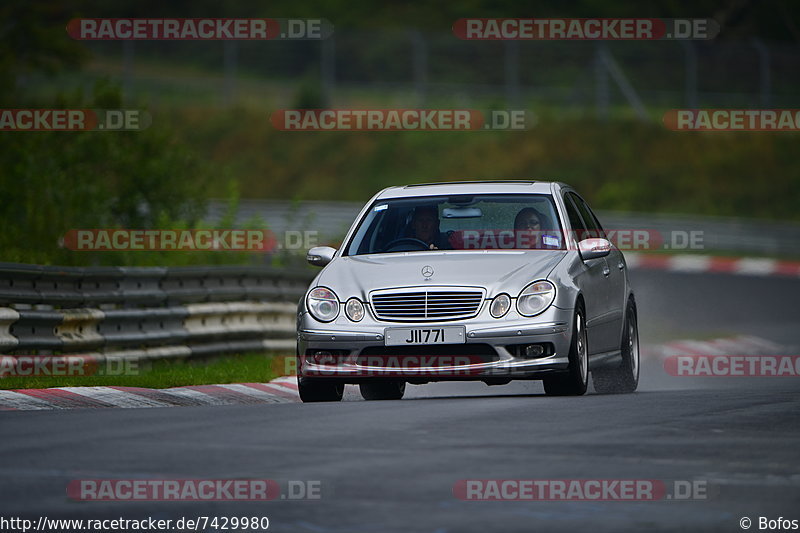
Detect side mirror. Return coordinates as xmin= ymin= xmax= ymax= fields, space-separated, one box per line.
xmin=578 ymin=238 xmax=612 ymax=260
xmin=306 ymin=246 xmax=337 ymax=267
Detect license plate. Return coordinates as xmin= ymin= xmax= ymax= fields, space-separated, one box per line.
xmin=384 ymin=326 xmax=466 ymax=346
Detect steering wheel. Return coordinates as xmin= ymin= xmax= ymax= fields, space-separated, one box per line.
xmin=382 ymin=237 xmax=431 ymax=252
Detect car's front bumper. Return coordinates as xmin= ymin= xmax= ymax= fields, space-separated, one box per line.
xmin=297 ymin=305 xmax=574 ymax=383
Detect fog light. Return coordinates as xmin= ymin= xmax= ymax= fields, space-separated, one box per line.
xmin=313 ymin=351 xmax=336 ymax=365
xmin=524 ymin=344 xmax=545 ymax=358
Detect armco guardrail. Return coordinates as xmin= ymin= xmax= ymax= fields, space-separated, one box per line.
xmin=0 ymin=263 xmax=314 ymax=365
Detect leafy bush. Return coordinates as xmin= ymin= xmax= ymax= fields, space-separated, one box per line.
xmin=0 ymin=82 xmax=274 ymax=266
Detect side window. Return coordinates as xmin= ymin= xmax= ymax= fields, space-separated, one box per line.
xmin=585 ymin=204 xmax=606 ymax=239
xmin=563 ymin=193 xmax=587 ymax=241
xmin=568 ymin=192 xmax=604 ymax=240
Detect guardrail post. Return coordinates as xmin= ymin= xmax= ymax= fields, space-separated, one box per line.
xmin=223 ymin=40 xmax=238 ymax=106
xmin=681 ymin=41 xmax=698 ymax=109
xmin=504 ymin=40 xmax=520 ymax=108
xmin=321 ymin=34 xmax=335 ymax=106
xmin=751 ymin=39 xmax=771 ymax=108
xmin=123 ymin=40 xmax=135 ymax=105
xmin=409 ymin=29 xmax=428 ymax=106
xmin=595 ymin=44 xmax=609 ymax=121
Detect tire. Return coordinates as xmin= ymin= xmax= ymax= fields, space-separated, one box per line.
xmin=298 ymin=377 xmax=344 ymax=402
xmin=359 ymin=380 xmax=406 ymax=400
xmin=543 ymin=305 xmax=588 ymax=396
xmin=592 ymin=301 xmax=639 ymax=394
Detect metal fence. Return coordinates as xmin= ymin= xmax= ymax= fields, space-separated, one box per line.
xmin=0 ymin=263 xmax=314 ymax=365
xmin=71 ymin=31 xmax=800 ymax=116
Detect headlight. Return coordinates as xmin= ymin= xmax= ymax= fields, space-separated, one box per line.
xmin=307 ymin=287 xmax=339 ymax=322
xmin=490 ymin=294 xmax=511 ymax=318
xmin=345 ymin=297 xmax=365 ymax=321
xmin=517 ymin=281 xmax=556 ymax=317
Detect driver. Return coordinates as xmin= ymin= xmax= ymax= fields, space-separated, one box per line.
xmin=410 ymin=206 xmax=450 ymax=250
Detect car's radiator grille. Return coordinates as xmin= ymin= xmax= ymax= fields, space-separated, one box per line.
xmin=371 ymin=289 xmax=484 ymax=321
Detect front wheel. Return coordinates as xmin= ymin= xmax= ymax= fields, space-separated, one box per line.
xmin=592 ymin=301 xmax=639 ymax=394
xmin=543 ymin=305 xmax=588 ymax=396
xmin=298 ymin=377 xmax=344 ymax=402
xmin=359 ymin=380 xmax=405 ymax=400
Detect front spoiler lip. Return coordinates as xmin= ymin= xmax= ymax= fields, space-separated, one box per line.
xmin=301 ymin=355 xmax=570 ymax=380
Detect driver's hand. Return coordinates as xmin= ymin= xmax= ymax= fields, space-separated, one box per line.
xmin=429 ymin=244 xmax=438 ymax=250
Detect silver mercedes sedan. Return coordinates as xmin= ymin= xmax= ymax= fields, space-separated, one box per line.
xmin=296 ymin=180 xmax=639 ymax=401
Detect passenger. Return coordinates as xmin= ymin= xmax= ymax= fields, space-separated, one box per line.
xmin=513 ymin=207 xmax=546 ymax=249
xmin=514 ymin=208 xmax=543 ymax=232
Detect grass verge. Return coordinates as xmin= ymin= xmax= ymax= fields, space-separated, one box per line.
xmin=0 ymin=352 xmax=288 ymax=390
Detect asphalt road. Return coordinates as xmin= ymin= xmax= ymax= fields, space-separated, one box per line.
xmin=2 ymin=270 xmax=799 ymax=532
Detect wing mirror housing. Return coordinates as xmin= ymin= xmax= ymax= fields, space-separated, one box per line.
xmin=306 ymin=246 xmax=337 ymax=267
xmin=578 ymin=238 xmax=612 ymax=260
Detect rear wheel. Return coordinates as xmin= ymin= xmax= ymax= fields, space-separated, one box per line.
xmin=592 ymin=301 xmax=639 ymax=394
xmin=298 ymin=377 xmax=344 ymax=402
xmin=359 ymin=380 xmax=406 ymax=400
xmin=543 ymin=305 xmax=588 ymax=396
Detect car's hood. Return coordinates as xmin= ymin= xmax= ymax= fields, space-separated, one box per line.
xmin=317 ymin=251 xmax=567 ymax=299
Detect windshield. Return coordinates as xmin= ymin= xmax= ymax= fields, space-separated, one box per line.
xmin=344 ymin=194 xmax=564 ymax=255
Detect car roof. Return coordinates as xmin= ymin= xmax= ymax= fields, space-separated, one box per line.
xmin=375 ymin=180 xmax=560 ymax=199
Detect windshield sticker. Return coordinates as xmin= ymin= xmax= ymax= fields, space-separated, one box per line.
xmin=543 ymin=234 xmax=561 ymax=247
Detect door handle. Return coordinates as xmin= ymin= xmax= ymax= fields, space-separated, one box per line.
xmin=602 ymin=266 xmax=610 ymax=277
xmin=618 ymin=262 xmax=625 ymax=270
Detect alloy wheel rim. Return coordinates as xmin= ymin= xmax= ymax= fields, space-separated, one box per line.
xmin=629 ymin=317 xmax=639 ymax=378
xmin=577 ymin=313 xmax=587 ymax=384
